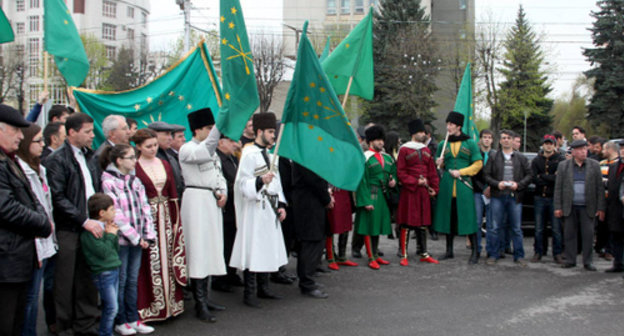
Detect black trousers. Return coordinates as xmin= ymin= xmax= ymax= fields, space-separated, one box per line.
xmin=220 ymin=217 xmax=238 ymax=281
xmin=563 ymin=206 xmax=594 ymax=266
xmin=0 ymin=281 xmax=28 ymax=336
xmin=54 ymin=231 xmax=99 ymax=335
xmin=610 ymin=231 xmax=624 ymax=269
xmin=352 ymin=232 xmax=364 ymax=252
xmin=297 ymin=240 xmax=324 ymax=292
xmin=594 ymin=218 xmax=611 ymax=254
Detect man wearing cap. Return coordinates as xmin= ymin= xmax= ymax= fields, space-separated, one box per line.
xmin=604 ymin=140 xmax=624 ymax=273
xmin=230 ymin=112 xmax=288 ymax=308
xmin=0 ymin=105 xmax=51 ymax=335
xmin=168 ymin=124 xmax=187 ymax=163
xmin=530 ymin=134 xmax=565 ymax=263
xmin=433 ymin=111 xmax=483 ymax=264
xmin=354 ymin=125 xmax=397 ymax=270
xmin=396 ymin=119 xmax=439 ymax=266
xmin=148 ymin=121 xmax=185 ymax=198
xmin=179 ymin=108 xmax=227 ymax=322
xmin=554 ymin=139 xmax=606 ymax=271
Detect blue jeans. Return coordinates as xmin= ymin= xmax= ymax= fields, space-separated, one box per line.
xmin=116 ymin=246 xmax=142 ymax=325
xmin=533 ymin=196 xmax=562 ymax=256
xmin=21 ymin=258 xmax=48 ymax=336
xmin=474 ymin=192 xmax=491 ymax=253
xmin=93 ymin=269 xmax=119 ymax=336
xmin=488 ymin=195 xmax=524 ymax=260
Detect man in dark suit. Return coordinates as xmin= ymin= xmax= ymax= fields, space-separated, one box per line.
xmin=605 ymin=141 xmax=624 ymax=273
xmin=41 ymin=122 xmax=66 ymax=160
xmin=554 ymin=140 xmax=606 ymax=271
xmin=291 ymin=162 xmax=332 ymax=298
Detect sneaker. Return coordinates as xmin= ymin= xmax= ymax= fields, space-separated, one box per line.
xmin=129 ymin=321 xmax=154 ymax=334
xmin=115 ymin=323 xmax=137 ymax=336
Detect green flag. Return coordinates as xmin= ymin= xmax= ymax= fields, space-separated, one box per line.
xmin=0 ymin=8 xmax=14 ymax=44
xmin=321 ymin=9 xmax=374 ymax=100
xmin=454 ymin=63 xmax=479 ymax=142
xmin=73 ymin=42 xmax=222 ymax=147
xmin=278 ymin=21 xmax=365 ymax=191
xmin=44 ymin=0 xmax=89 ymax=87
xmin=218 ymin=0 xmax=260 ymax=141
xmin=319 ymin=36 xmax=330 ymax=63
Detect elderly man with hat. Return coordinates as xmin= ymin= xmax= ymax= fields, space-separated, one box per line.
xmin=554 ymin=139 xmax=606 ymax=270
xmin=148 ymin=121 xmax=185 ymax=198
xmin=530 ymin=134 xmax=565 ymax=264
xmin=433 ymin=111 xmax=483 ymax=264
xmin=0 ymin=104 xmax=52 ymax=335
xmin=178 ymin=108 xmax=227 ymax=322
xmin=354 ymin=125 xmax=397 ymax=270
xmin=167 ymin=124 xmax=187 ymax=163
xmin=229 ymin=112 xmax=288 ymax=308
xmin=396 ymin=119 xmax=439 ymax=266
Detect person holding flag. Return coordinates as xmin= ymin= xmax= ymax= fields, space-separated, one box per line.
xmin=433 ymin=112 xmax=483 ymax=264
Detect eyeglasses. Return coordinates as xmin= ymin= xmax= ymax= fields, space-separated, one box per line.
xmin=122 ymin=155 xmax=137 ymax=160
xmin=32 ymin=138 xmax=45 ymax=143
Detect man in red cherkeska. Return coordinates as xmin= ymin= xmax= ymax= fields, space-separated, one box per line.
xmin=396 ymin=119 xmax=440 ymax=266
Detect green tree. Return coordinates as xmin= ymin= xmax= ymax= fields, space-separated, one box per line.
xmin=103 ymin=46 xmax=136 ymax=91
xmin=550 ymin=76 xmax=607 ymax=138
xmin=497 ymin=5 xmax=553 ymax=151
xmin=583 ymin=0 xmax=624 ymax=138
xmin=363 ymin=0 xmax=439 ymax=136
xmin=81 ymin=34 xmax=110 ymax=90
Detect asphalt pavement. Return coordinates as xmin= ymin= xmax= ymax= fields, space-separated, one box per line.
xmin=135 ymin=236 xmax=624 ymax=336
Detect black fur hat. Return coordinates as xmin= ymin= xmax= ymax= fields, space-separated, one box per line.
xmin=365 ymin=125 xmax=385 ymax=142
xmin=445 ymin=111 xmax=464 ymax=127
xmin=252 ymin=112 xmax=277 ymax=133
xmin=187 ymin=108 xmax=215 ymax=132
xmin=408 ymin=119 xmax=425 ymax=135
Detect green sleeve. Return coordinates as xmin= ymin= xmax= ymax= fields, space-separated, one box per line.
xmin=355 ymin=161 xmax=372 ymax=207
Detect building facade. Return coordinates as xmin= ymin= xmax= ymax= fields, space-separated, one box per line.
xmin=1 ymin=0 xmax=150 ymax=111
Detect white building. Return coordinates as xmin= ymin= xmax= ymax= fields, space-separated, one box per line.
xmin=1 ymin=0 xmax=150 ymax=109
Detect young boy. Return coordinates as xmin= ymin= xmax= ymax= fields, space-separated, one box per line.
xmin=81 ymin=193 xmax=122 ymax=336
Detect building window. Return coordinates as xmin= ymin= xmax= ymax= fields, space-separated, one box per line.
xmin=17 ymin=0 xmax=25 ymax=12
xmin=103 ymin=1 xmax=117 ymax=18
xmin=29 ymin=16 xmax=39 ymax=32
xmin=102 ymin=24 xmax=116 ymax=41
xmin=142 ymin=12 xmax=147 ymax=27
xmin=127 ymin=28 xmax=135 ymax=42
xmin=30 ymin=0 xmax=39 ymax=8
xmin=74 ymin=0 xmax=85 ymax=14
xmin=106 ymin=46 xmax=116 ymax=60
xmin=340 ymin=0 xmax=350 ymax=14
xmin=127 ymin=6 xmax=135 ymax=18
xmin=16 ymin=44 xmax=25 ymax=57
xmin=28 ymin=38 xmax=39 ymax=76
xmin=327 ymin=0 xmax=336 ymax=15
xmin=16 ymin=23 xmax=25 ymax=35
xmin=459 ymin=0 xmax=467 ymax=10
xmin=355 ymin=0 xmax=364 ymax=13
xmin=141 ymin=33 xmax=147 ymax=54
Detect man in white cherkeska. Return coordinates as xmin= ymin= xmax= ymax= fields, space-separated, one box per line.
xmin=179 ymin=108 xmax=227 ymax=323
xmin=230 ymin=112 xmax=288 ymax=308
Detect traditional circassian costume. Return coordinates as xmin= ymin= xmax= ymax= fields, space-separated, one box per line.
xmin=433 ymin=111 xmax=483 ymax=264
xmin=325 ymin=187 xmax=358 ymax=270
xmin=396 ymin=119 xmax=440 ymax=266
xmin=354 ymin=125 xmax=397 ymax=270
xmin=179 ymin=108 xmax=227 ymax=322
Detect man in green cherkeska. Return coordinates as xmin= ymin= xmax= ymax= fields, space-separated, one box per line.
xmin=434 ymin=111 xmax=483 ymax=264
xmin=354 ymin=125 xmax=398 ymax=270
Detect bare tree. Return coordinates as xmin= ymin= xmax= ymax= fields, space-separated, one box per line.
xmin=0 ymin=44 xmax=26 ymax=107
xmin=251 ymin=34 xmax=286 ymax=113
xmin=474 ymin=13 xmax=505 ymax=137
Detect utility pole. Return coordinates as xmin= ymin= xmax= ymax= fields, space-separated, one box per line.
xmin=176 ymin=0 xmax=192 ymax=53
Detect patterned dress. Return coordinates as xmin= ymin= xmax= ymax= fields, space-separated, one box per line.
xmin=135 ymin=158 xmax=187 ymax=322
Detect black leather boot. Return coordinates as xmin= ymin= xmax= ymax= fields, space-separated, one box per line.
xmin=439 ymin=234 xmax=454 ymax=260
xmin=415 ymin=228 xmax=425 ymax=256
xmin=337 ymin=232 xmax=348 ymax=260
xmin=191 ymin=278 xmax=216 ymax=322
xmin=243 ymin=270 xmax=261 ymax=308
xmin=468 ymin=234 xmax=479 ymax=264
xmin=257 ymin=273 xmax=283 ymax=299
xmin=204 ymin=278 xmax=226 ymax=311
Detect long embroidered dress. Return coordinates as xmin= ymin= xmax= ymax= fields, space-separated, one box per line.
xmin=135 ymin=158 xmax=187 ymax=322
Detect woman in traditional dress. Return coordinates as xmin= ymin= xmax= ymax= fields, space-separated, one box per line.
xmin=132 ymin=129 xmax=187 ymax=322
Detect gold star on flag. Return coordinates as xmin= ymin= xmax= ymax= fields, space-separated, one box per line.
xmin=225 ymin=93 xmax=231 ymax=100
xmin=317 ymin=136 xmax=323 ymax=141
xmin=303 ymin=111 xmax=309 ymax=116
xmin=329 ymin=147 xmax=334 ymax=152
xmin=345 ymin=43 xmax=350 ymax=49
xmin=169 ymin=91 xmax=175 ymax=96
xmin=158 ymin=100 xmax=164 ymax=106
xmin=220 ymin=16 xmax=226 ymax=23
xmin=178 ymin=95 xmax=184 ymax=101
xmin=309 ymin=82 xmax=316 ymax=88
xmin=64 ymin=20 xmax=68 ymax=25
xmin=303 ymin=96 xmax=310 ymax=102
xmin=308 ymin=125 xmax=314 ymax=129
xmin=187 ymin=104 xmax=193 ymax=110
xmin=134 ymin=104 xmax=141 ymax=111
xmin=222 ymin=38 xmax=228 ymax=45
xmin=320 ymin=87 xmax=326 ymax=93
xmin=317 ymin=101 xmax=322 ymax=107
xmin=146 ymin=97 xmax=153 ymax=103
xmin=314 ymin=114 xmax=319 ymax=120
xmin=229 ymin=22 xmax=235 ymax=29
xmin=231 ymin=7 xmax=238 ymax=15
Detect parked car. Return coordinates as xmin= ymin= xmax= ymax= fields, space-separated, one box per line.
xmin=520 ymin=152 xmax=537 ymax=235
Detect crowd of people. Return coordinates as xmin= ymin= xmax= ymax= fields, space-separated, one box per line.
xmin=1 ymin=99 xmax=624 ymax=336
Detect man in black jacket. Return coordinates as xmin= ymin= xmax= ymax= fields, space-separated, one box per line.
xmin=483 ymin=130 xmax=532 ymax=266
xmin=531 ymin=135 xmax=565 ymax=263
xmin=605 ymin=141 xmax=624 ymax=273
xmin=0 ymin=105 xmax=51 ymax=336
xmin=472 ymin=129 xmax=495 ymax=257
xmin=44 ymin=113 xmax=101 ymax=335
xmin=292 ymin=162 xmax=332 ymax=299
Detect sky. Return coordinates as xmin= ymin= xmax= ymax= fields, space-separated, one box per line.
xmin=148 ymin=0 xmax=598 ymax=99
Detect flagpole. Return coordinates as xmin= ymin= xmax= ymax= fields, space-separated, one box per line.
xmin=340 ymin=76 xmax=354 ymax=109
xmin=270 ymin=123 xmax=286 ymax=173
xmin=437 ymin=132 xmax=449 ymax=169
xmin=43 ymin=51 xmax=49 ymax=92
